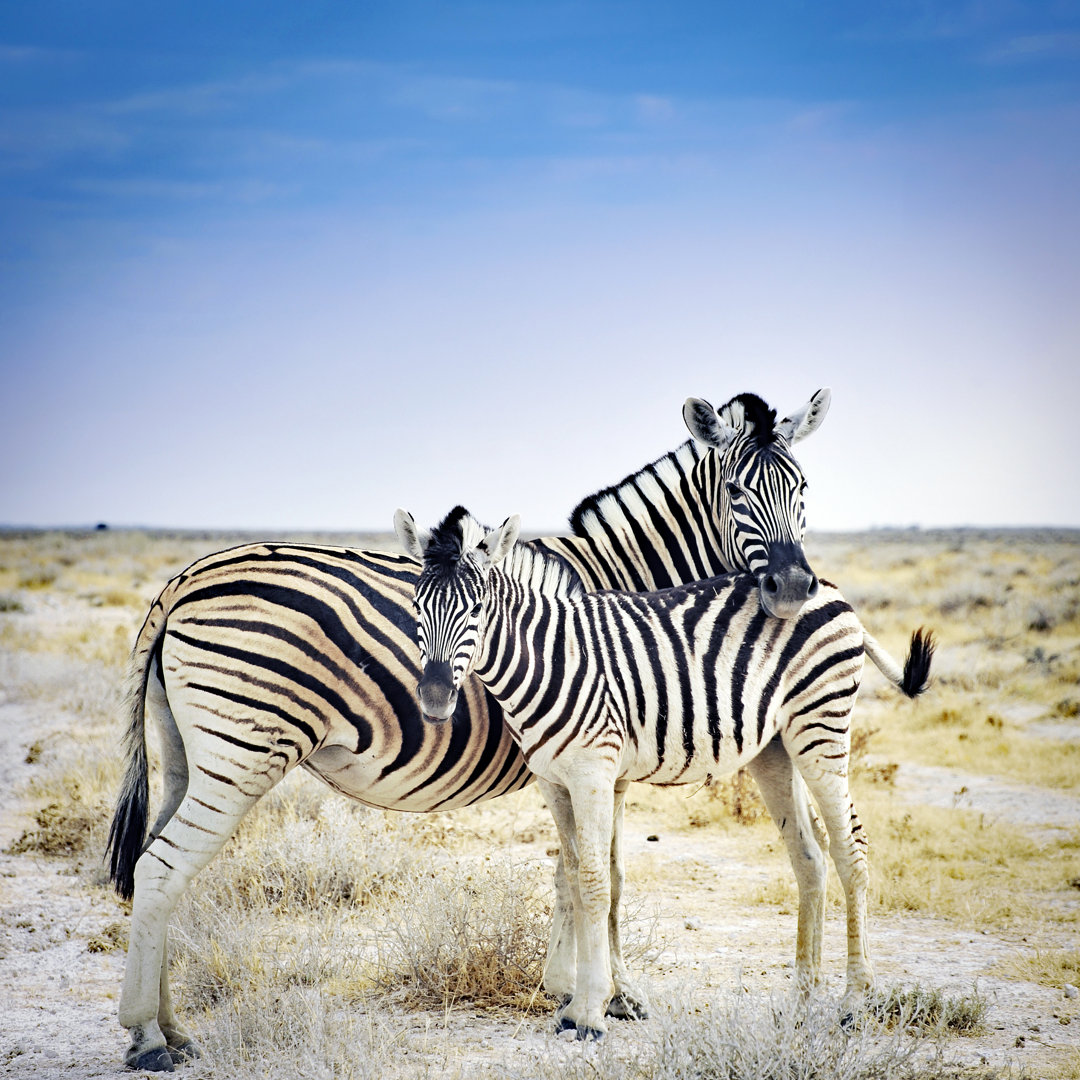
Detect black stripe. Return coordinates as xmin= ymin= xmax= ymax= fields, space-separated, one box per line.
xmin=782 ymin=647 xmax=863 ymax=707
xmin=700 ymin=578 xmax=756 ymax=758
xmin=193 ymin=723 xmax=294 ymax=760
xmin=729 ymin=604 xmax=771 ymax=756
xmin=787 ymin=684 xmax=858 ymax=721
xmin=183 ymin=678 xmax=320 ymax=748
xmin=797 ymin=737 xmax=839 ymax=757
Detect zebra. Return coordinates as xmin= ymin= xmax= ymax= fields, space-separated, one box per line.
xmin=396 ymin=506 xmax=934 ymax=1039
xmin=105 ymin=389 xmax=829 ymax=1071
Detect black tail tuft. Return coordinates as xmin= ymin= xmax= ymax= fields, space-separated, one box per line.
xmin=901 ymin=627 xmax=936 ymax=698
xmin=105 ymin=764 xmax=147 ymax=902
xmin=105 ymin=685 xmax=150 ymax=902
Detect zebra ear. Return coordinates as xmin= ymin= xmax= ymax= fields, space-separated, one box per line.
xmin=683 ymin=397 xmax=737 ymax=452
xmin=394 ymin=509 xmax=429 ymax=560
xmin=776 ymin=388 xmax=831 ymax=445
xmin=480 ymin=515 xmax=520 ymax=566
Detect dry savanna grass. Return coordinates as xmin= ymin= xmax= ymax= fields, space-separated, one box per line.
xmin=1 ymin=526 xmax=1078 ymax=1079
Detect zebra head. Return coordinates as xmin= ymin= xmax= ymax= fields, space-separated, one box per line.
xmin=394 ymin=506 xmax=520 ymax=723
xmin=682 ymin=388 xmax=831 ymax=619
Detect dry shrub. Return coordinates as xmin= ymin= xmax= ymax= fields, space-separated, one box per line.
xmin=997 ymin=946 xmax=1080 ymax=988
xmin=194 ymin=792 xmax=423 ymax=916
xmin=686 ymin=769 xmax=768 ymax=828
xmin=5 ymin=788 xmax=108 ymax=857
xmin=478 ymin=987 xmax=1006 ymax=1080
xmin=867 ymin=984 xmax=988 ymax=1035
xmin=87 ymin=921 xmax=127 ymax=953
xmin=178 ymin=977 xmax=411 ymax=1080
xmin=370 ymin=854 xmax=554 ymax=1012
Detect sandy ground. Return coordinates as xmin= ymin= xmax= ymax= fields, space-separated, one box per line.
xmin=0 ymin=653 xmax=1078 ymax=1077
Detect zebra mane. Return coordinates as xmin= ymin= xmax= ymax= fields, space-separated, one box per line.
xmin=568 ymin=439 xmax=705 ymax=540
xmin=567 ymin=392 xmax=782 ymax=546
xmin=424 ymin=505 xmax=488 ymax=577
xmin=425 ymin=506 xmax=583 ymax=600
xmin=505 ymin=543 xmax=585 ymax=601
xmin=717 ymin=392 xmax=779 ymax=447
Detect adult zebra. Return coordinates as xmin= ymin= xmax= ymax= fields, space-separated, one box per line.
xmin=106 ymin=389 xmax=829 ymax=1071
xmin=397 ymin=507 xmax=934 ymax=1040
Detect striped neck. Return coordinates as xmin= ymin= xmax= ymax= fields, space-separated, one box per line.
xmin=472 ymin=562 xmax=582 ymax=724
xmin=533 ymin=440 xmax=730 ymax=591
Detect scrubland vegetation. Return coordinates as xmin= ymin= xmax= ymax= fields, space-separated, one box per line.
xmin=1 ymin=526 xmax=1078 ymax=1078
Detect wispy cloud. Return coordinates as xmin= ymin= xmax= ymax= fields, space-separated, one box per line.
xmin=983 ymin=31 xmax=1080 ymax=62
xmin=104 ymin=71 xmax=296 ymax=116
xmin=0 ymin=108 xmax=128 ymax=172
xmin=66 ymin=176 xmax=288 ymax=203
xmin=0 ymin=43 xmax=80 ymax=64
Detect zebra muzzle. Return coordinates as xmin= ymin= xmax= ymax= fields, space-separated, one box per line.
xmin=759 ymin=542 xmax=819 ymax=619
xmin=417 ymin=662 xmax=457 ymax=723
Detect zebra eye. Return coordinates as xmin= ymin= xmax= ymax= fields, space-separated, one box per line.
xmin=470 ymin=602 xmax=483 ymax=617
xmin=726 ymin=482 xmax=742 ymax=499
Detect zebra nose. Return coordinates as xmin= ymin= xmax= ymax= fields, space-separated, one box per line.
xmin=759 ymin=542 xmax=819 ymax=619
xmin=764 ymin=570 xmax=817 ymax=600
xmin=417 ymin=662 xmax=457 ymax=723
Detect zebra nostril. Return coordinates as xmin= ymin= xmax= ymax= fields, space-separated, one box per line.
xmin=764 ymin=575 xmax=780 ymax=595
xmin=806 ymin=576 xmax=819 ymax=599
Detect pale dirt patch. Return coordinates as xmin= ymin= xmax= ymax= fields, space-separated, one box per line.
xmin=890 ymin=761 xmax=1080 ymax=835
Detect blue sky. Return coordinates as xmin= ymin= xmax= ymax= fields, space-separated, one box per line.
xmin=2 ymin=2 xmax=1079 ymax=531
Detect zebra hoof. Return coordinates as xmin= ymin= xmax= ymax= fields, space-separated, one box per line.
xmin=607 ymin=992 xmax=648 ymax=1021
xmin=555 ymin=1014 xmax=606 ymax=1041
xmin=167 ymin=1039 xmax=201 ymax=1064
xmin=126 ymin=1046 xmax=175 ymax=1072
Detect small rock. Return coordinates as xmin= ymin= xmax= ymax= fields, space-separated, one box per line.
xmin=646 ymin=835 xmax=659 ymax=842
xmin=684 ymin=917 xmax=702 ymax=931
xmin=1014 ymin=1036 xmax=1025 ymax=1048
xmin=557 ymin=1027 xmax=578 ymax=1043
xmin=1064 ymin=983 xmax=1078 ymax=999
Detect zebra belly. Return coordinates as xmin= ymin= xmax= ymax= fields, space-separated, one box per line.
xmin=300 ymin=681 xmax=534 ymax=812
xmin=621 ymin=731 xmax=777 ymax=787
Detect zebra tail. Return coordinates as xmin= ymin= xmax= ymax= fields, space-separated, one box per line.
xmin=105 ymin=618 xmax=162 ymax=901
xmin=862 ymin=627 xmax=936 ymax=699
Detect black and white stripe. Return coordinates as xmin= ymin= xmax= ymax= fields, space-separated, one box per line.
xmin=105 ymin=389 xmax=830 ymax=1070
xmin=403 ymin=507 xmax=933 ymax=1039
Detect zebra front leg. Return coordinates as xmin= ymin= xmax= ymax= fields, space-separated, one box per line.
xmin=539 ymin=781 xmax=578 ymax=1003
xmin=557 ymin=769 xmax=617 ymax=1040
xmin=605 ymin=778 xmax=649 ymax=1020
xmin=119 ymin=771 xmax=274 ymax=1070
xmin=746 ymin=738 xmax=827 ymax=992
xmin=796 ymin=765 xmax=873 ymax=1017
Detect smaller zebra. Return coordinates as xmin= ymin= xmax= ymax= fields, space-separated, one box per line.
xmin=395 ymin=507 xmax=933 ymax=1039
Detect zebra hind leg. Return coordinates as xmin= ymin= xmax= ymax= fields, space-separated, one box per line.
xmin=119 ymin=738 xmax=288 ymax=1070
xmin=746 ymin=738 xmax=828 ymax=993
xmin=794 ymin=764 xmax=873 ymax=1020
